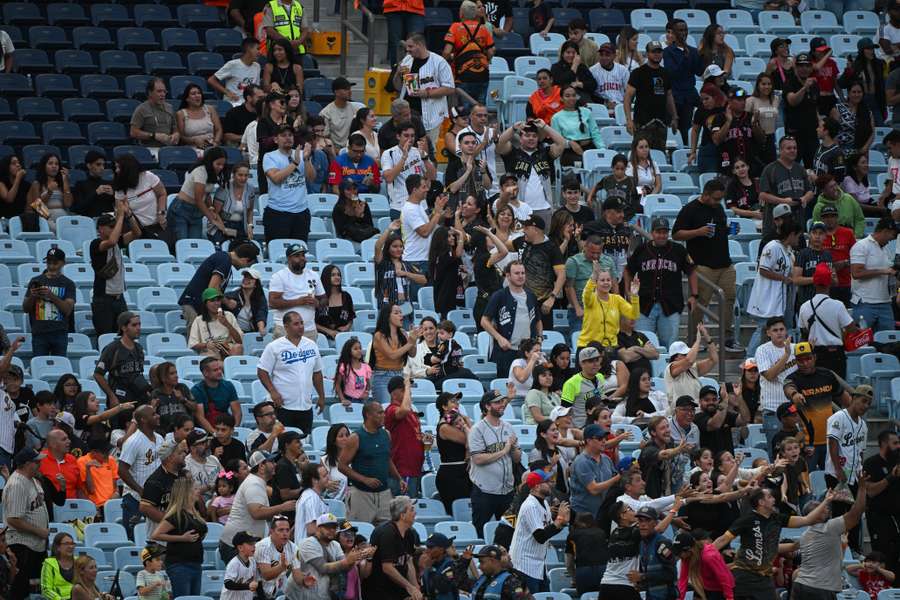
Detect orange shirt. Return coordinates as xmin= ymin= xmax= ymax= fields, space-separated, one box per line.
xmin=383 ymin=0 xmax=424 ymax=15
xmin=444 ymin=20 xmax=495 ymax=82
xmin=39 ymin=453 xmax=82 ymax=499
xmin=529 ymin=87 xmax=563 ymax=124
xmin=77 ymin=453 xmax=119 ymax=508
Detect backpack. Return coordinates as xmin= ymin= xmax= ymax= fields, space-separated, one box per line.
xmin=452 ymin=22 xmax=489 ymax=77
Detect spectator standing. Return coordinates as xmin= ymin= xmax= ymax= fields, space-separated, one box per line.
xmin=755 ymin=317 xmax=798 ymax=455
xmin=364 ymin=497 xmax=421 ymax=600
xmin=850 ymin=218 xmax=897 ymax=332
xmin=257 ymin=310 xmax=326 ymax=435
xmin=184 ymin=430 xmax=221 ymax=503
xmin=624 ymin=217 xmax=697 ymax=349
xmin=93 ymin=312 xmax=148 ymax=426
xmin=826 ymin=384 xmax=871 ymax=490
xmin=139 ymin=439 xmax=187 ymax=540
xmin=370 ymin=305 xmax=420 ymax=404
xmin=374 ymin=223 xmax=427 ymax=313
xmin=223 ymin=85 xmax=265 ymax=146
xmin=862 ymin=430 xmax=900 ymax=575
xmin=38 ymin=429 xmax=81 ymax=500
xmin=456 ymin=104 xmax=500 ymax=198
xmin=640 ymin=416 xmax=690 ymax=499
xmin=111 ymin=154 xmax=169 ymax=243
xmin=297 ymin=512 xmax=367 ymax=599
xmin=583 ymin=197 xmax=633 ymax=282
xmin=443 ymin=1 xmax=495 ymax=106
xmin=624 ymin=41 xmax=676 ymax=151
xmin=177 ymin=241 xmax=260 ymax=325
xmin=384 ymin=376 xmax=425 ymax=499
xmin=711 ymin=89 xmax=764 ymax=175
xmin=793 ymin=223 xmax=834 ymax=311
xmin=759 ymin=137 xmax=815 ymax=237
xmin=339 ymin=401 xmax=407 ymax=526
xmin=820 ymin=205 xmax=856 ymax=305
xmin=89 ymin=207 xmax=140 ymax=335
xmin=263 ymin=125 xmax=315 ymax=243
xmin=569 ymin=424 xmax=620 ymax=518
xmin=396 ymin=34 xmax=456 ymax=143
xmin=468 ymin=390 xmax=517 ymax=536
xmin=480 ymin=261 xmax=542 ymax=379
xmin=513 ymin=215 xmax=565 ymax=329
xmin=385 ymin=126 xmax=437 ymax=219
xmin=269 ymin=243 xmax=326 ymax=340
xmin=566 ymin=236 xmax=616 ymax=332
xmin=208 ymin=38 xmax=262 ymax=107
xmin=4 ymin=448 xmax=49 ymax=599
xmin=591 ymin=44 xmax=630 ymax=115
xmin=672 ymin=179 xmax=739 ymax=351
xmin=783 ymin=54 xmax=820 ymax=168
xmin=633 ymin=507 xmax=678 ymax=600
xmin=117 ymin=405 xmax=163 ymax=541
xmin=23 ymin=247 xmax=74 ymax=357
xmin=664 ymin=19 xmax=704 ymax=145
xmin=129 ymin=78 xmax=179 ymax=156
xmin=191 ymin=357 xmax=242 ymax=434
xmin=694 ymin=385 xmax=747 ymax=455
xmin=294 ymin=461 xmax=330 ymax=540
xmin=77 ymin=438 xmax=118 ymax=510
xmin=673 ymin=531 xmax=734 ymax=600
xmin=798 ymin=264 xmax=854 ymax=379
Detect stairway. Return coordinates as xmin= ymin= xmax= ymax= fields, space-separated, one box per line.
xmin=308 ymin=1 xmax=390 ymax=86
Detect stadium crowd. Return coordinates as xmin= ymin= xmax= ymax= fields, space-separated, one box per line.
xmin=2 ymin=0 xmax=900 ymax=599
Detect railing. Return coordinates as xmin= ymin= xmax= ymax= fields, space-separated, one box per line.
xmin=310 ymin=0 xmax=376 ymax=72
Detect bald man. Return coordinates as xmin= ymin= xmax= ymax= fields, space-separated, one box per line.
xmin=38 ymin=429 xmax=82 ymax=500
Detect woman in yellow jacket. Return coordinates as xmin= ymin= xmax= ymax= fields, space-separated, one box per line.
xmin=577 ymin=264 xmax=640 ymax=350
xmin=41 ymin=531 xmax=76 ymax=600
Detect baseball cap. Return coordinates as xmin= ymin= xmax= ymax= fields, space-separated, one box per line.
xmin=520 ymin=215 xmax=546 ymax=230
xmin=316 ymin=513 xmax=340 ymax=527
xmin=698 ymin=385 xmax=718 ymax=398
xmin=549 ymin=405 xmax=571 ymax=421
xmin=141 ymin=546 xmax=165 ymax=563
xmin=45 ymin=247 xmax=66 ymax=262
xmin=248 ymin=450 xmax=274 ymax=469
xmin=201 ymin=287 xmax=224 ymax=302
xmin=338 ymin=521 xmax=358 ymax=534
xmin=187 ymin=430 xmax=210 ymax=446
xmin=617 ymin=455 xmax=635 ymax=472
xmin=232 ymin=531 xmax=261 ymax=546
xmin=450 ymin=105 xmax=470 ymax=119
xmin=285 ymin=242 xmax=307 ymax=257
xmin=265 ymin=91 xmax=286 ymax=104
xmin=480 ymin=390 xmax=506 ymax=407
xmin=741 ymin=358 xmax=758 ymax=371
xmin=812 ymin=263 xmax=833 ymax=287
xmin=675 ymin=395 xmax=698 ymax=408
xmin=851 ymin=384 xmax=874 ymax=400
xmin=242 ymin=268 xmax=262 ymax=281
xmin=387 ymin=375 xmax=406 ymax=394
xmin=279 ymin=429 xmax=303 ymax=447
xmin=809 ymin=37 xmax=829 ymax=52
xmin=773 ymin=204 xmax=793 ymax=219
xmin=810 ymin=221 xmax=827 ymax=232
xmin=157 ymin=439 xmax=181 ymax=461
xmin=858 ymin=37 xmax=877 ymax=50
xmin=473 ymin=545 xmax=504 ymax=559
xmin=13 ymin=448 xmax=41 ymax=467
xmin=583 ymin=424 xmax=609 ymax=439
xmin=728 ymin=88 xmax=748 ymax=99
xmin=525 ymin=469 xmax=552 ymax=488
xmin=651 ymin=217 xmax=670 ymax=231
xmin=97 ymin=213 xmax=116 ymax=227
xmin=702 ymin=64 xmax=725 ymax=79
xmin=820 ymin=204 xmax=839 ymax=216
xmin=635 ymin=506 xmax=660 ymax=520
xmin=426 ymin=533 xmax=455 ymax=548
xmin=776 ymin=402 xmax=799 ymax=419
xmin=794 ymin=341 xmax=813 ymax=357
xmin=646 ymin=40 xmax=663 ymax=52
xmin=795 ymin=52 xmax=813 ymax=65
xmin=672 ymin=532 xmax=695 ymax=553
xmin=599 ymin=42 xmax=615 ymax=53
xmin=579 ymin=346 xmax=601 ymax=363
xmin=332 ymin=76 xmax=355 ymax=91
xmin=56 ymin=411 xmax=75 ymax=429
xmin=602 ymin=196 xmax=625 ymax=211
xmin=770 ymin=37 xmax=791 ymax=54
xmin=668 ymin=341 xmax=690 ymax=356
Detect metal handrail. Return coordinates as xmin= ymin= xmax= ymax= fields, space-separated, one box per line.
xmin=633 ymin=226 xmax=728 ymax=384
xmin=340 ymin=0 xmax=376 ymax=73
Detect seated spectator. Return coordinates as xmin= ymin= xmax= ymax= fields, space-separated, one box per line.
xmin=188 ymin=288 xmax=244 ymax=359
xmin=349 ymin=107 xmax=382 ymax=162
xmin=53 ymin=374 xmax=80 ymax=414
xmin=698 ymin=24 xmax=735 ymax=75
xmin=72 ymin=151 xmax=114 ymax=217
xmin=612 ymin=368 xmax=667 ymax=424
xmin=209 ymin=414 xmax=247 ymax=465
xmin=625 ymin=136 xmax=662 ymax=197
xmin=615 ymin=26 xmax=643 ymax=71
xmin=176 ymin=84 xmax=223 ymax=156
xmin=27 ymin=153 xmax=72 ymax=230
xmin=222 ymin=269 xmax=267 ymax=335
xmin=552 ymin=85 xmax=603 ymax=167
xmin=689 ymin=84 xmax=727 ymax=173
xmin=442 ymin=0 xmax=495 ymax=106
xmin=262 ymin=39 xmax=305 ymax=94
xmin=551 ymin=41 xmax=598 ymax=105
xmin=207 ymin=37 xmax=261 ymax=106
xmin=169 ymin=148 xmax=229 ymax=242
xmin=223 ymin=85 xmax=264 ymax=147
xmin=320 ymin=77 xmax=366 ymax=150
xmin=192 ymin=357 xmax=242 ymax=433
xmin=847 ymin=552 xmax=897 ymax=599
xmin=25 ymin=392 xmax=57 ymax=450
xmin=211 ymin=162 xmax=257 ymax=243
xmin=725 ymin=158 xmax=762 ymax=219
xmin=524 ymin=365 xmax=560 ymax=424
xmin=0 ymin=155 xmax=29 ymax=225
xmin=149 ymin=362 xmax=196 ymax=433
xmin=549 ymin=210 xmax=580 ymax=260
xmin=328 ymin=133 xmax=381 ymax=195
xmin=663 ymin=326 xmax=718 ymax=410
xmin=843 ymin=152 xmax=888 ymax=217
xmin=130 ymin=77 xmax=179 ymax=155
xmin=112 ymin=154 xmax=169 ymax=242
xmin=41 ymin=532 xmax=75 ymax=600
xmin=443 ymin=105 xmax=470 ymax=158
xmin=812 ymin=174 xmax=865 ymax=237
xmin=316 ymin=264 xmax=356 ymax=340
xmin=77 ymin=438 xmax=119 ymax=511
xmin=528 ymin=69 xmax=563 ymax=124
xmin=378 ymin=99 xmax=430 ymax=157
xmin=830 ymin=80 xmax=875 ymax=156
xmin=332 ymin=179 xmax=377 ymax=242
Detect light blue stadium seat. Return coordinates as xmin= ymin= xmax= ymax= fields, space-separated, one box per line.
xmin=760 ymin=11 xmax=800 ymax=33
xmin=744 ymin=34 xmax=777 ymax=58
xmin=801 ymin=10 xmax=842 ymax=34
xmin=447 ymin=309 xmax=476 ymax=333
xmin=334 ymin=330 xmax=372 ymax=353
xmin=729 ymin=239 xmax=748 ymax=263
xmin=30 ymin=356 xmax=73 ymax=381
xmin=56 ymin=215 xmax=96 ymax=251
xmin=311 ymin=426 xmax=329 ymax=451
xmin=223 ymin=355 xmax=259 ymax=382
xmin=36 ymin=239 xmax=80 ymax=264
xmin=442 ymin=378 xmax=484 ymax=403
xmin=358 ymin=193 xmax=390 ymax=218
xmin=175 ymin=238 xmax=216 ymax=265
xmin=85 ymin=523 xmax=128 ymax=551
xmin=176 ymin=355 xmax=203 ymax=380
xmin=600 ymin=126 xmax=632 ymax=151
xmin=643 ymin=194 xmax=683 ymax=218
xmin=156 ymin=262 xmax=196 ymax=290
xmin=64 ymin=264 xmax=95 ymax=289
xmin=674 ymin=9 xmax=711 ymax=31
xmin=733 ymin=57 xmax=767 ymax=81
xmin=96 ymin=570 xmax=136 ymax=597
xmin=268 ymin=238 xmax=307 ymax=263
xmin=50 ymin=522 xmax=79 ymax=541
xmin=497 ymin=76 xmax=537 ymax=129
xmin=8 ymin=218 xmax=53 ymax=247
xmin=411 ymin=378 xmax=437 ymax=402
xmin=201 ymin=571 xmax=226 ymax=598
xmin=514 ymin=55 xmax=552 ymax=78
xmin=0 ymin=239 xmax=36 ymax=264
xmin=75 ymin=546 xmax=112 ymax=570
xmin=113 ymin=546 xmax=144 ymax=574
xmin=309 ymin=193 xmax=338 ymax=218
xmin=528 ymin=33 xmax=565 ymax=58
xmin=414 ymin=498 xmax=449 ymax=524
xmin=128 ymin=239 xmax=175 ymax=264
xmin=716 ymin=10 xmax=756 ymax=34
xmin=418 ymin=286 xmax=435 ymax=311
xmin=122 ymin=263 xmax=154 ymax=289
xmin=660 ymin=173 xmax=697 ymax=197
xmin=343 ymin=262 xmax=375 ymax=290
xmin=830 ymin=34 xmax=862 ymax=57
xmin=16 ymin=263 xmax=42 ymax=287
xmin=843 ymin=11 xmax=879 ymax=36
xmin=631 ymin=9 xmax=668 ymax=34
xmin=861 ymin=354 xmax=900 ymax=416
xmin=316 ymin=239 xmax=359 ymax=264
xmin=329 ymin=403 xmax=364 ymax=425
xmin=138 ymin=287 xmax=180 ymax=313
xmin=0 ymin=267 xmax=12 ymax=289
xmin=146 ymin=333 xmax=193 ymax=359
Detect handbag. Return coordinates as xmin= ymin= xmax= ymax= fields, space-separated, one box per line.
xmin=96 ymin=248 xmax=120 ymax=280
xmin=806 ymin=296 xmax=872 ymax=351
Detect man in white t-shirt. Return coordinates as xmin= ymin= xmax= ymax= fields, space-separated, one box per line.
xmin=258 ymin=310 xmax=325 ymax=436
xmin=269 ymin=243 xmax=325 ymax=340
xmin=118 ymin=405 xmax=163 ymax=541
xmin=382 ymin=122 xmax=437 ymax=217
xmin=401 ymin=173 xmax=449 ymax=295
xmin=850 ymin=217 xmax=897 ymax=332
xmin=255 ymin=514 xmax=306 ymax=598
xmin=880 ymin=3 xmax=900 ymax=57
xmin=207 ymin=37 xmax=261 ymax=106
xmin=755 ymin=317 xmax=797 ymax=454
xmin=294 ymin=462 xmax=330 ymax=544
xmin=0 ymin=30 xmax=14 ymax=73
xmin=219 ymin=451 xmax=296 ymax=563
xmin=798 ymin=263 xmax=855 ymax=379
xmin=295 ymin=513 xmax=367 ymax=600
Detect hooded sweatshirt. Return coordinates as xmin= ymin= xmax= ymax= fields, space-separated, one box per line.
xmin=812 ymin=189 xmax=865 ymax=238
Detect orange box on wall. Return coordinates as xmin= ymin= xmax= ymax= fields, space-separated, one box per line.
xmin=309 ymin=31 xmax=343 ymax=55
xmin=365 ymin=68 xmax=397 ymax=116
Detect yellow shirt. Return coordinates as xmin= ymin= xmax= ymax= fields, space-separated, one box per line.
xmin=577 ymin=279 xmax=639 ymax=348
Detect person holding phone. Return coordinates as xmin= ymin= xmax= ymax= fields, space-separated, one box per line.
xmin=22 ymin=248 xmax=75 ymax=357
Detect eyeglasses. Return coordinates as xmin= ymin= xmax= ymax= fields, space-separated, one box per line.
xmin=258 ymin=411 xmax=275 ymax=418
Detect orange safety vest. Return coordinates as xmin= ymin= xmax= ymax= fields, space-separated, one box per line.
xmin=382 ymin=0 xmax=425 ymax=15
xmin=254 ymin=12 xmax=268 ymax=55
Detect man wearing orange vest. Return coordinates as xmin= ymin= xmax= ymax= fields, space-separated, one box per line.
xmin=259 ymin=0 xmax=310 ymax=55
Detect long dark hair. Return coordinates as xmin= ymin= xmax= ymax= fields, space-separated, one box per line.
xmin=268 ymin=38 xmax=296 ymax=65
xmin=324 ymin=423 xmax=349 ymax=467
xmin=112 ymin=154 xmax=144 ymax=192
xmin=560 ymin=84 xmax=586 ymax=133
xmin=72 ymin=391 xmax=96 ymax=421
xmin=533 ymin=419 xmax=557 ymax=458
xmin=531 ymin=365 xmax=551 ymax=391
xmin=0 ymin=155 xmax=21 ymax=187
xmin=349 ymin=107 xmax=373 ymax=134
xmin=624 ymin=367 xmax=651 ymax=417
xmin=374 ymin=303 xmax=407 ymax=346
xmin=559 ymin=40 xmax=580 ymax=62
xmin=36 ymin=153 xmax=64 ymax=189
xmin=191 ymin=146 xmax=227 ymax=185
xmin=334 ymin=335 xmax=362 ymax=394
xmin=428 ymin=226 xmax=453 ymax=282
xmin=53 ymin=374 xmax=81 ymax=408
xmin=845 ymin=80 xmax=874 ymax=151
xmin=178 ymin=83 xmax=204 ymax=110
xmin=321 ymin=264 xmax=343 ymax=296
xmin=846 ymin=151 xmax=869 ymax=187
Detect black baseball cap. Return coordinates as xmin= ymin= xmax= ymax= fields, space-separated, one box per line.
xmin=635 ymin=506 xmax=660 ymax=520
xmin=651 ymin=217 xmax=670 ymax=231
xmin=97 ymin=213 xmax=116 ymax=227
xmin=776 ymin=402 xmax=799 ymax=420
xmin=45 ymin=247 xmax=66 ymax=262
xmin=332 ymin=77 xmax=355 ymax=91
xmin=675 ymin=395 xmax=697 ymax=408
xmin=285 ymin=243 xmax=307 ymax=257
xmin=520 ymin=215 xmax=546 ymax=230
xmin=602 ymin=197 xmax=625 ymax=211
xmin=698 ymin=385 xmax=718 ymax=398
xmin=474 ymin=545 xmax=504 ymax=559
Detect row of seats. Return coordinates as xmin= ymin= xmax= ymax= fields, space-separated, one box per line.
xmin=3 ymin=25 xmax=241 ymax=55
xmin=2 ymin=3 xmax=223 ymax=29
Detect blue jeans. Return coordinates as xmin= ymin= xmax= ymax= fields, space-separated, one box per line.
xmin=567 ymin=308 xmax=583 ymax=335
xmin=122 ymin=494 xmax=142 ymax=541
xmin=372 ymin=369 xmax=403 ymax=405
xmin=519 ymin=573 xmax=548 ymax=594
xmin=762 ymin=410 xmax=780 ymax=459
xmin=32 ymin=331 xmax=68 ymax=357
xmin=167 ymin=198 xmax=204 ymax=241
xmin=746 ymin=315 xmax=771 ymax=358
xmin=635 ymin=304 xmax=680 ymax=350
xmin=852 ymin=302 xmax=895 ymax=333
xmin=457 ymin=81 xmax=488 ymax=107
xmin=386 ymin=12 xmax=425 ymax=65
xmin=471 ymin=486 xmax=513 ymax=538
xmin=407 ymin=260 xmax=430 ymax=304
xmin=167 ymin=561 xmax=202 ymax=597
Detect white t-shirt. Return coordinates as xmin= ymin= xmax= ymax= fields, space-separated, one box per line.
xmin=492 ymin=198 xmax=533 ymax=223
xmin=748 ymin=240 xmax=794 ymax=318
xmin=255 ymin=537 xmax=302 ymax=598
xmin=797 ymin=294 xmax=853 ymax=347
xmin=269 ymin=266 xmax=325 ymax=331
xmin=382 ymin=146 xmax=426 ymax=211
xmin=213 ymin=58 xmax=262 ymax=106
xmin=0 ymin=32 xmax=14 ymax=73
xmin=258 ymin=335 xmax=323 ymax=412
xmin=294 ymin=488 xmax=328 ymax=546
xmin=401 ymin=200 xmax=432 ymax=262
xmin=521 ymin=156 xmax=551 ymax=212
xmin=179 ymin=166 xmax=216 ymax=202
xmin=115 ymin=171 xmax=162 ymax=227
xmin=625 ymin=162 xmax=660 ymax=194
xmin=118 ymin=431 xmax=163 ymax=499
xmin=850 ymin=235 xmax=893 ymax=304
xmin=508 ymin=359 xmax=532 ymax=398
xmin=222 ymin=555 xmax=258 ymax=600
xmin=825 ymin=409 xmax=867 ymax=484
xmin=220 ymin=473 xmax=270 ymax=546
xmin=509 ymin=493 xmax=552 ymax=579
xmin=755 ymin=341 xmax=797 ymax=413
xmin=322 ymin=456 xmax=348 ymax=501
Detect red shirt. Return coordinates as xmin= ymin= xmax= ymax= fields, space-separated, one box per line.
xmin=384 ymin=401 xmax=424 ymax=477
xmin=859 ymin=570 xmax=890 ymax=600
xmin=40 ymin=452 xmax=83 ymax=499
xmin=821 ymin=226 xmax=856 ymax=287
xmin=815 ymin=58 xmax=839 ymax=94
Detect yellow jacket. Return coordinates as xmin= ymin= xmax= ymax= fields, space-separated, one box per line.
xmin=577 ymin=279 xmax=639 ymax=348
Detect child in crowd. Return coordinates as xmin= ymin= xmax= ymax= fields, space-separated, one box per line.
xmin=591 ymin=154 xmax=640 ymax=222
xmin=222 ymin=532 xmax=260 ymax=600
xmin=210 ymin=414 xmax=248 ymax=465
xmin=25 ymin=392 xmax=58 ymax=450
xmin=208 ymin=470 xmax=238 ymax=525
xmin=136 ymin=546 xmax=172 ymax=600
xmin=848 ymin=552 xmax=897 ymax=600
xmin=334 ymin=337 xmax=372 ymax=406
xmin=427 ymin=320 xmax=477 ymax=387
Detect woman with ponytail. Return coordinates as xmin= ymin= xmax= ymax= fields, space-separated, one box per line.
xmin=673 ymin=529 xmax=735 ymax=600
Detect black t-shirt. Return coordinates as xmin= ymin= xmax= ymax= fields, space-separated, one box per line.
xmin=710 ymin=111 xmax=754 ymax=173
xmin=625 ymin=241 xmax=694 ymax=317
xmin=432 ymin=252 xmax=463 ymax=317
xmin=89 ymin=238 xmax=125 ymax=298
xmin=795 ymin=247 xmax=833 ymax=308
xmin=556 ymin=205 xmax=594 ymax=227
xmin=25 ymin=273 xmax=76 ymax=335
xmin=528 ymin=4 xmax=551 ymax=32
xmin=681 ymin=500 xmax=727 ymax=538
xmin=814 ymin=143 xmax=846 ymax=181
xmin=272 ymin=456 xmax=300 ymax=514
xmin=725 ymin=178 xmax=760 ymax=213
xmin=639 ymin=443 xmax=672 ymax=499
xmin=617 ymin=330 xmax=653 ymax=375
xmin=694 ymin=409 xmax=739 ymax=454
xmin=73 ymin=175 xmax=115 ymax=217
xmin=223 ymin=104 xmax=257 ymax=137
xmin=598 ymin=175 xmax=640 ymax=222
xmin=365 ymin=522 xmax=417 ymax=599
xmin=627 ymin=65 xmax=671 ymax=126
xmin=210 ymin=437 xmax=247 ymax=465
xmin=513 ymin=237 xmax=564 ymax=301
xmin=783 ymin=72 xmax=819 ymax=132
xmin=672 ymin=199 xmax=730 ymax=269
xmin=152 ymin=384 xmax=194 ymax=433
xmin=863 ymin=452 xmax=900 ymax=516
xmin=74 ymin=412 xmax=111 ymax=446
xmin=482 ymin=0 xmax=512 ymax=29
xmin=315 ymin=292 xmax=356 ymax=331
xmin=444 ymin=156 xmax=487 ymax=209
xmin=96 ymin=339 xmax=149 ymax=404
xmin=583 ymin=218 xmax=632 ymax=269
xmin=693 ymin=106 xmax=725 ymax=146
xmin=163 ymin=511 xmax=208 ymax=565
xmin=567 ymin=526 xmax=608 ymax=566
xmin=728 ymin=510 xmax=791 ymax=578
xmin=141 ymin=465 xmax=179 ymax=516
xmin=472 ymin=249 xmax=503 ymax=298
xmin=783 ymin=367 xmax=843 ymax=447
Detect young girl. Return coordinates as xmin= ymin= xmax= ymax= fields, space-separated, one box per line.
xmin=591 ymin=154 xmax=639 ymax=222
xmin=334 ymin=337 xmax=372 ymax=406
xmin=548 ymin=210 xmax=580 ymax=260
xmin=208 ymin=471 xmax=238 ymax=525
xmin=428 ymin=226 xmax=466 ymax=320
xmin=724 ymin=158 xmax=762 ymax=220
xmin=745 ymin=73 xmax=779 ymax=166
xmin=73 ymin=391 xmax=134 ymax=446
